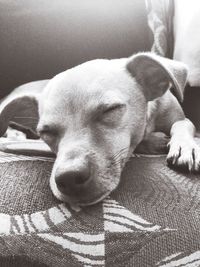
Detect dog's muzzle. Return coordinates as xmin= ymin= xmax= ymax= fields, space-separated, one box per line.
xmin=51 ymin=159 xmax=120 ymax=206
xmin=55 ymin=161 xmax=91 ymax=196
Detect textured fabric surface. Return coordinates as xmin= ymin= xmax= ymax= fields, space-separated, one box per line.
xmin=1 ymin=152 xmax=200 ymax=266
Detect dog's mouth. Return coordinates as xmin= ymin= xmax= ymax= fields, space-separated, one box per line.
xmin=49 ymin=147 xmax=131 ymax=206
xmin=50 ymin=164 xmax=122 ymax=206
xmin=54 ymin=186 xmax=113 ymax=207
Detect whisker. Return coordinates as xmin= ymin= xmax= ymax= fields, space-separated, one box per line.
xmin=110 ymin=149 xmax=133 ymax=166
xmin=110 ymin=156 xmax=130 ymax=166
xmin=110 ymin=147 xmax=129 ymax=159
xmin=110 ymin=147 xmax=130 ymax=162
xmin=15 ymin=122 xmax=37 ymax=126
xmin=13 ymin=116 xmax=38 ymax=120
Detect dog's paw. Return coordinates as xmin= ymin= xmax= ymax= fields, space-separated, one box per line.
xmin=167 ymin=138 xmax=200 ymax=172
xmin=135 ymin=132 xmax=169 ymax=155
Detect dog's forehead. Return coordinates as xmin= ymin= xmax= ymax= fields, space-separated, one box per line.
xmin=48 ymin=59 xmax=128 ymax=93
xmin=40 ymin=59 xmax=134 ymax=113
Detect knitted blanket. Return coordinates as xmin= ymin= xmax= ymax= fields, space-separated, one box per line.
xmin=1 ymin=152 xmax=200 ymax=266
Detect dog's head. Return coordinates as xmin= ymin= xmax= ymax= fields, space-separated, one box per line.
xmin=0 ymin=53 xmax=188 ymax=206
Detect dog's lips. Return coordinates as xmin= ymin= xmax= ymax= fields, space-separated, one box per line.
xmin=78 ymin=191 xmax=113 ymax=206
xmin=51 ymin=171 xmax=121 ymax=206
xmin=57 ymin=186 xmax=114 ymax=207
xmin=57 ymin=180 xmax=117 ymax=205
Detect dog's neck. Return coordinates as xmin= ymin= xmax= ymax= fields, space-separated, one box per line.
xmin=145 ymin=99 xmax=160 ymax=138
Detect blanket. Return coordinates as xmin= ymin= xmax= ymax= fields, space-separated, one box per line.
xmin=1 ymin=153 xmax=200 ymax=266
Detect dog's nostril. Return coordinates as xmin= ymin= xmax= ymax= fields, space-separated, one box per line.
xmin=57 ymin=180 xmax=65 ymax=189
xmin=74 ymin=174 xmax=89 ymax=185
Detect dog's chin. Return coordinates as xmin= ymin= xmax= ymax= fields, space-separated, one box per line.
xmin=50 ymin=180 xmax=115 ymax=207
xmin=55 ymin=189 xmax=112 ymax=208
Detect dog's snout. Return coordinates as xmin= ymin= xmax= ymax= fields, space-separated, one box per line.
xmin=55 ymin=163 xmax=91 ymax=195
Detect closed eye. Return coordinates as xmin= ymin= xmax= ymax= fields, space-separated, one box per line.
xmin=37 ymin=125 xmax=59 ymax=137
xmin=103 ymin=103 xmax=126 ymax=114
xmin=99 ymin=103 xmax=126 ymax=126
xmin=39 ymin=130 xmax=55 ymax=137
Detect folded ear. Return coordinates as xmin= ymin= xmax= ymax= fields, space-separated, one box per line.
xmin=0 ymin=80 xmax=48 ymax=137
xmin=126 ymin=52 xmax=188 ymax=102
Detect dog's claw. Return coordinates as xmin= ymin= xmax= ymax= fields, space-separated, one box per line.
xmin=193 ymin=148 xmax=200 ymax=172
xmin=167 ymin=139 xmax=200 ymax=173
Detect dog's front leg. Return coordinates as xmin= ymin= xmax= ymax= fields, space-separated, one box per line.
xmin=167 ymin=118 xmax=200 ymax=171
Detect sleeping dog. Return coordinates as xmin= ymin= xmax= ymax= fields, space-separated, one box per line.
xmin=0 ymin=52 xmax=199 ymax=206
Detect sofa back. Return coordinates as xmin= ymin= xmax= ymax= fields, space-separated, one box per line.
xmin=0 ymin=0 xmax=151 ymax=99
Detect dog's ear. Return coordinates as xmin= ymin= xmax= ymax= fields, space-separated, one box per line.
xmin=0 ymin=93 xmax=38 ymax=137
xmin=0 ymin=81 xmax=47 ymax=137
xmin=126 ymin=52 xmax=188 ymax=102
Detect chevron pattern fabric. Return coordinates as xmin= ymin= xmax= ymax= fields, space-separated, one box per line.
xmin=1 ymin=150 xmax=200 ymax=266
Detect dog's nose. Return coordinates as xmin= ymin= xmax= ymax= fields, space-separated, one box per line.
xmin=55 ymin=164 xmax=91 ymax=195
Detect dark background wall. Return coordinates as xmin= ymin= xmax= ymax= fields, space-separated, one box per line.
xmin=0 ymin=0 xmax=151 ymax=99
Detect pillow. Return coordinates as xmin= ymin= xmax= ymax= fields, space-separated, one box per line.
xmin=1 ymin=152 xmax=200 ymax=266
xmin=173 ymin=0 xmax=200 ymax=86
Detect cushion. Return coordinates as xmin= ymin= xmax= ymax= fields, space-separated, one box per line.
xmin=173 ymin=0 xmax=200 ymax=87
xmin=1 ymin=152 xmax=200 ymax=266
xmin=146 ymin=0 xmax=174 ymax=58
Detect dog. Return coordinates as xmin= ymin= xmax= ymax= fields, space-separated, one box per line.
xmin=0 ymin=52 xmax=200 ymax=207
